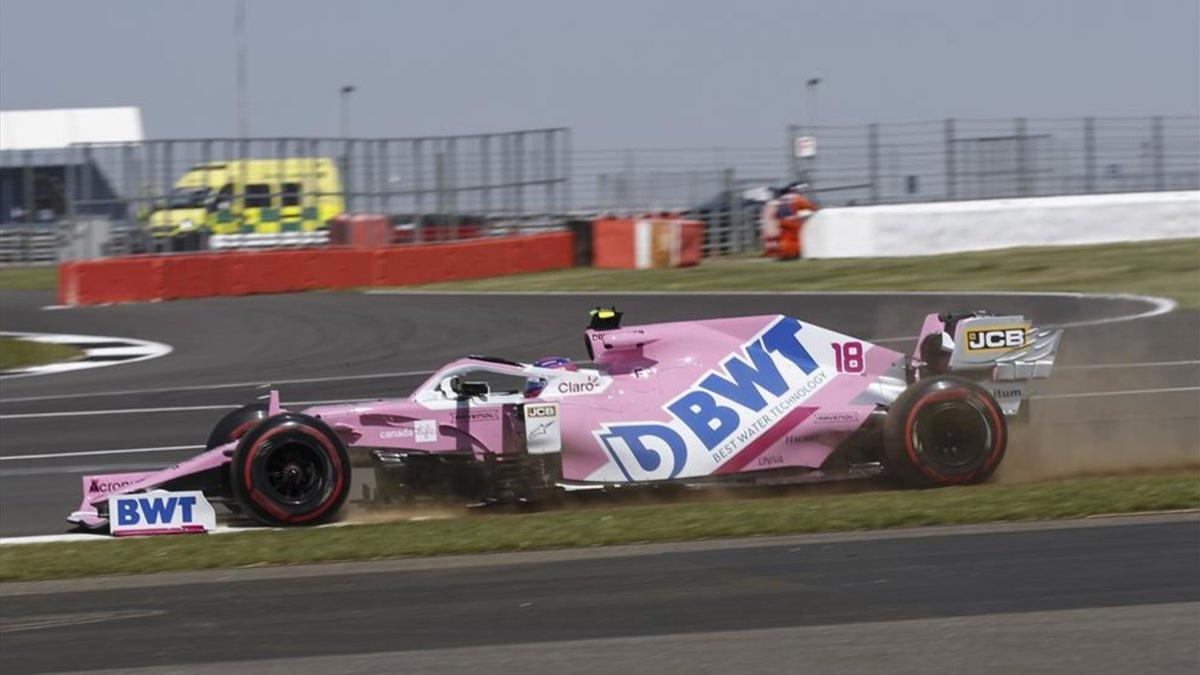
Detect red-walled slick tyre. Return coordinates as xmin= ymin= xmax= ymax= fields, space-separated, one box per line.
xmin=884 ymin=376 xmax=1007 ymax=488
xmin=230 ymin=412 xmax=350 ymax=526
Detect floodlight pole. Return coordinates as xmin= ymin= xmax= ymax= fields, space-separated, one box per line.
xmin=340 ymin=85 xmax=357 ymax=139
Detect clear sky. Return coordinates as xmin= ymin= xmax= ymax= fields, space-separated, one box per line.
xmin=0 ymin=0 xmax=1196 ymax=147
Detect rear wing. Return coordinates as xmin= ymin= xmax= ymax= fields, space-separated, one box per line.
xmin=914 ymin=312 xmax=1063 ymax=414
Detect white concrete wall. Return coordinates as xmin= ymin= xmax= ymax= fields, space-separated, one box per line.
xmin=802 ymin=191 xmax=1200 ymax=258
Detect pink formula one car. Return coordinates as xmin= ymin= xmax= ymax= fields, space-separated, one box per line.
xmin=70 ymin=309 xmax=1062 ymax=529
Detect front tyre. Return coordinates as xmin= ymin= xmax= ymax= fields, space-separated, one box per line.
xmin=206 ymin=403 xmax=268 ymax=449
xmin=230 ymin=413 xmax=350 ymax=526
xmin=884 ymin=376 xmax=1006 ymax=487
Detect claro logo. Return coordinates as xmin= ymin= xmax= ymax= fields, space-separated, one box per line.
xmin=89 ymin=479 xmax=135 ymax=494
xmin=557 ymin=377 xmax=602 ymax=394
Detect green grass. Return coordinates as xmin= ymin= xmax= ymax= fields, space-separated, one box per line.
xmin=0 ymin=336 xmax=81 ymax=371
xmin=5 ymin=241 xmax=1197 ymax=306
xmin=0 ymin=265 xmax=56 ymax=291
xmin=2 ymin=472 xmax=1195 ymax=582
xmin=414 ymin=239 xmax=1200 ymax=309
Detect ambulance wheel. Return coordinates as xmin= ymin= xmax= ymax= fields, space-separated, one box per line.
xmin=884 ymin=376 xmax=1006 ymax=487
xmin=230 ymin=413 xmax=350 ymax=526
xmin=206 ymin=404 xmax=268 ymax=450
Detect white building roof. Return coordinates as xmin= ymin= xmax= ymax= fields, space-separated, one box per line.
xmin=0 ymin=107 xmax=144 ymax=152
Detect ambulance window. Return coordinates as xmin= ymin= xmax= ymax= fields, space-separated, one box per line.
xmin=212 ymin=184 xmax=233 ymax=211
xmin=281 ymin=182 xmax=302 ymax=207
xmin=245 ymin=184 xmax=272 ymax=208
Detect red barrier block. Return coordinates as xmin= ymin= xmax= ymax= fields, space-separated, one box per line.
xmin=677 ymin=220 xmax=704 ymax=267
xmin=330 ymin=214 xmax=393 ymax=248
xmin=61 ymin=233 xmax=576 ymax=306
xmin=159 ymin=254 xmax=220 ymax=300
xmin=592 ymin=219 xmax=637 ymax=269
xmin=317 ymin=248 xmax=374 ymax=289
xmin=59 ymin=257 xmax=163 ymax=305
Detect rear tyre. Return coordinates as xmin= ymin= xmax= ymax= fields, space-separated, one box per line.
xmin=230 ymin=413 xmax=351 ymax=526
xmin=206 ymin=404 xmax=268 ymax=450
xmin=884 ymin=376 xmax=1006 ymax=488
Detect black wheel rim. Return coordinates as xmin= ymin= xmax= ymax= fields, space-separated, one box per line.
xmin=912 ymin=401 xmax=992 ymax=474
xmin=261 ymin=440 xmax=329 ymax=505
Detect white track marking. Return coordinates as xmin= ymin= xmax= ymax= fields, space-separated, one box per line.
xmin=0 ymin=291 xmax=1176 ymax=403
xmin=0 ymin=331 xmax=172 ymax=380
xmin=0 ymin=524 xmax=265 ymax=545
xmin=1058 ymin=360 xmax=1200 ymax=371
xmin=364 ymin=288 xmax=1179 ymax=327
xmin=4 ymin=359 xmax=1196 ymax=421
xmin=0 ymin=404 xmax=240 ymax=420
xmin=0 ymin=369 xmax=433 ymax=404
xmin=0 ymin=445 xmax=203 ymax=462
xmin=1032 ymin=386 xmax=1200 ymax=400
xmin=1 ymin=463 xmax=162 ymax=477
xmin=0 ymin=398 xmax=379 ymax=421
xmin=4 ymin=384 xmax=1197 ymax=463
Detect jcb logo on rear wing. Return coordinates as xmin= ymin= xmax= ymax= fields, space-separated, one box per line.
xmin=964 ymin=326 xmax=1029 ymax=352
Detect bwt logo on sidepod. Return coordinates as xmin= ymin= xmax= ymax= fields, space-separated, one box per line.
xmin=596 ymin=317 xmax=827 ymax=481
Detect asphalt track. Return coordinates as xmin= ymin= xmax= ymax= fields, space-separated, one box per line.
xmin=1 ymin=515 xmax=1197 ymax=674
xmin=0 ymin=288 xmax=1197 ymax=536
xmin=1 ymin=288 xmax=1198 ymax=674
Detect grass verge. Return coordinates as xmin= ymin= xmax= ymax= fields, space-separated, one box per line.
xmin=2 ymin=472 xmax=1195 ymax=582
xmin=0 ymin=265 xmax=56 ymax=291
xmin=0 ymin=336 xmax=81 ymax=370
xmin=413 ymin=239 xmax=1200 ymax=309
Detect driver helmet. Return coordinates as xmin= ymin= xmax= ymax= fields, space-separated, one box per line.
xmin=533 ymin=356 xmax=577 ymax=371
xmin=524 ymin=377 xmax=547 ymax=398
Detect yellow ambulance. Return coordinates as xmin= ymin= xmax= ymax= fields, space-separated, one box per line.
xmin=146 ymin=158 xmax=345 ymax=243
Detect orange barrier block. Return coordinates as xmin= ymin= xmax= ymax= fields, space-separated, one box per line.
xmin=592 ymin=218 xmax=703 ymax=269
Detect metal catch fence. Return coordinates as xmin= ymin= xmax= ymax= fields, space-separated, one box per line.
xmin=788 ymin=116 xmax=1200 ymax=205
xmin=0 ymin=128 xmax=570 ymax=260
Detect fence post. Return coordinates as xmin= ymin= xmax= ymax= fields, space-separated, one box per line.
xmin=412 ymin=138 xmax=424 ymax=243
xmin=65 ymin=146 xmax=79 ymax=258
xmin=514 ymin=132 xmax=525 ymax=220
xmin=561 ymin=128 xmax=572 ymax=216
xmin=434 ymin=150 xmax=446 ymax=231
xmin=481 ymin=135 xmax=491 ymax=219
xmin=544 ymin=130 xmax=556 ymax=220
xmin=868 ymin=123 xmax=880 ymax=204
xmin=723 ymin=167 xmax=737 ymax=256
xmin=944 ymin=119 xmax=957 ymax=200
xmin=1151 ymin=116 xmax=1165 ymax=191
xmin=1015 ymin=117 xmax=1029 ymax=196
xmin=21 ymin=150 xmax=34 ymax=262
xmin=787 ymin=124 xmax=799 ymax=181
xmin=1083 ymin=117 xmax=1096 ymax=194
xmin=447 ymin=137 xmax=458 ymax=240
